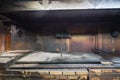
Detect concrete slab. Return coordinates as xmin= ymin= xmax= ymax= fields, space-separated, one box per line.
xmin=18 ymin=52 xmax=103 ymax=62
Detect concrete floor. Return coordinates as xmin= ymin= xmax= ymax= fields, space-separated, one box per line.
xmin=0 ymin=51 xmax=120 ymax=64
xmin=18 ymin=52 xmax=103 ymax=62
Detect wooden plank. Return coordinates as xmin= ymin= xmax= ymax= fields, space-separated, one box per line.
xmin=5 ymin=27 xmax=11 ymax=51
xmin=10 ymin=64 xmax=120 ymax=69
xmin=0 ymin=52 xmax=31 ymax=69
xmin=70 ymin=34 xmax=95 ymax=52
xmin=7 ymin=50 xmax=33 ymax=53
xmin=101 ymin=61 xmax=113 ymax=65
xmin=0 ymin=21 xmax=5 ymax=52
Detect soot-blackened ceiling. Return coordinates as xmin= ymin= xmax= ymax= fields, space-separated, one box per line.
xmin=1 ymin=9 xmax=120 ymax=32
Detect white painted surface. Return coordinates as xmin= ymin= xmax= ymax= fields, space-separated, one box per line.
xmin=17 ymin=0 xmax=120 ymax=10
xmin=3 ymin=0 xmax=120 ymax=11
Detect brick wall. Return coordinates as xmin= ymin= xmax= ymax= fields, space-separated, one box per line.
xmin=1 ymin=69 xmax=120 ymax=80
xmin=21 ymin=69 xmax=88 ymax=80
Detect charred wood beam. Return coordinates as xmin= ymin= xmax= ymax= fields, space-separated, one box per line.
xmin=16 ymin=61 xmax=101 ymax=64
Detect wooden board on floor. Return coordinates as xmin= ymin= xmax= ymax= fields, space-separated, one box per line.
xmin=10 ymin=64 xmax=120 ymax=69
